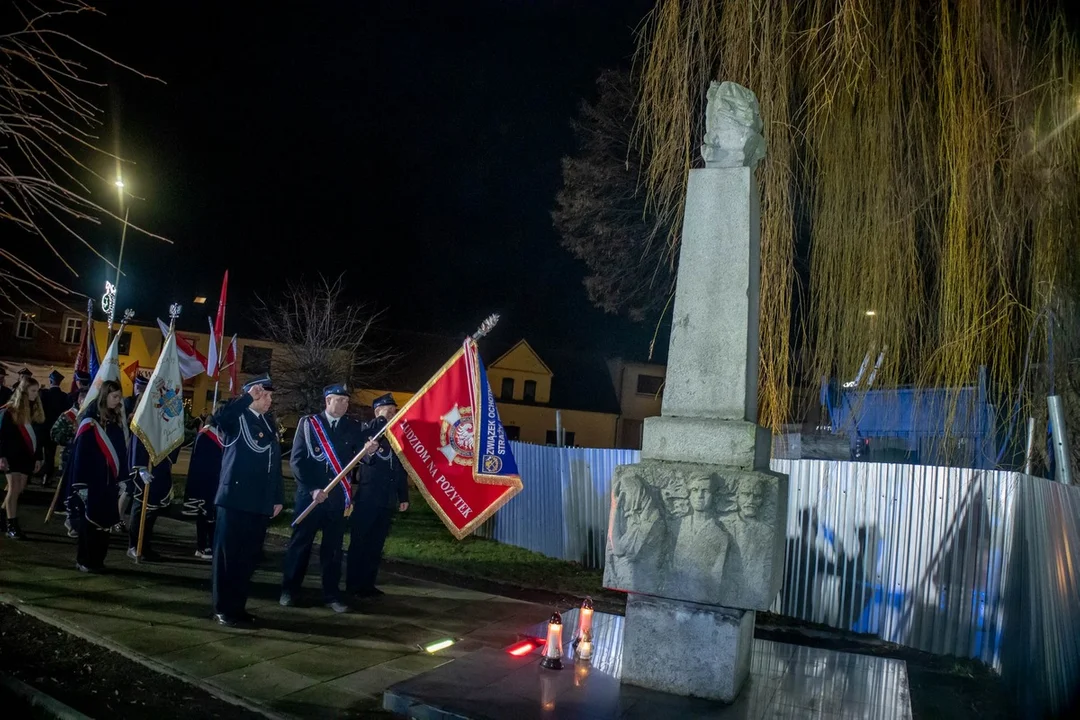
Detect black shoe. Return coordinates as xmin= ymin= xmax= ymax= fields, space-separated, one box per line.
xmin=213 ymin=613 xmax=239 ymax=628
xmin=279 ymin=592 xmax=295 ymax=607
xmin=0 ymin=508 xmax=7 ymax=534
xmin=5 ymin=519 xmax=25 ymax=540
xmin=240 ymin=612 xmax=257 ymax=625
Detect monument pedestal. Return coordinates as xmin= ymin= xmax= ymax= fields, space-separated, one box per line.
xmin=602 ymin=82 xmax=781 ymax=705
xmin=621 ymin=594 xmax=755 ymax=703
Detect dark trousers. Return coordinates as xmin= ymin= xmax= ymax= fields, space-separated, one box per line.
xmin=196 ymin=514 xmax=215 ymax=552
xmin=128 ymin=497 xmax=160 ymax=552
xmin=41 ymin=439 xmax=58 ymax=481
xmin=282 ymin=500 xmax=346 ymax=602
xmin=346 ymin=504 xmax=393 ymax=594
xmin=212 ymin=506 xmax=268 ymax=617
xmin=77 ymin=526 xmax=110 ymax=569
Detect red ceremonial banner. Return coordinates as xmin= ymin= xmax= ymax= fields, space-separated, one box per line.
xmin=384 ymin=343 xmax=522 ymax=539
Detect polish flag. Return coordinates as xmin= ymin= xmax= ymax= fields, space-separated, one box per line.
xmin=156 ymin=318 xmax=206 ymax=379
xmin=206 ymin=271 xmax=228 ymax=379
xmin=221 ymin=335 xmax=239 ymax=395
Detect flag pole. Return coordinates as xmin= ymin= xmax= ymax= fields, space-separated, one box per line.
xmin=291 ymin=314 xmax=500 ymax=527
xmin=134 ymin=306 xmax=176 ymax=561
xmin=134 ymin=466 xmax=152 ymax=561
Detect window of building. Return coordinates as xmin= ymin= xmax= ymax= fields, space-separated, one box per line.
xmin=504 ymin=425 xmax=521 ymax=441
xmin=523 ymin=380 xmax=537 ymax=402
xmin=500 ymin=377 xmax=515 ymax=401
xmin=241 ymin=346 xmax=273 ymax=374
xmin=62 ymin=316 xmax=83 ymax=344
xmin=636 ymin=374 xmax=665 ymax=396
xmin=15 ymin=312 xmax=34 ymax=340
xmin=117 ymin=331 xmax=132 ymax=356
xmin=545 ymin=430 xmax=575 ymax=447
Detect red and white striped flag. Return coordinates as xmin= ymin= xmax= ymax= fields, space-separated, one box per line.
xmin=156 ymin=318 xmax=206 ymax=379
xmin=206 ymin=271 xmax=228 ymax=379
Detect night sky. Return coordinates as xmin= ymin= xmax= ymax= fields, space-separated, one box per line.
xmin=34 ymin=0 xmax=660 ymax=358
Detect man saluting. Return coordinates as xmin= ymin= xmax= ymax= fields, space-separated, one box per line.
xmin=211 ymin=375 xmax=284 ymax=627
xmin=280 ymin=384 xmax=378 ymax=613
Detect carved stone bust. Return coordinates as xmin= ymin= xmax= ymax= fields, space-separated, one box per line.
xmin=701 ymin=81 xmax=767 ymax=169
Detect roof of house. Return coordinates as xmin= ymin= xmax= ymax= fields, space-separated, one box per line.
xmin=377 ymin=330 xmax=621 ymax=415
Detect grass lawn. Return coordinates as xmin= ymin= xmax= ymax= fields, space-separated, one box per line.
xmin=173 ymin=474 xmax=614 ymax=600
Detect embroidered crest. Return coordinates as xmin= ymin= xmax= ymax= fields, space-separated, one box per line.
xmin=439 ymin=404 xmax=474 ymax=466
xmin=154 ymin=381 xmax=184 ymax=421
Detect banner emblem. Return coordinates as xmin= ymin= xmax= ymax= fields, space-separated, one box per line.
xmin=155 ymin=383 xmax=184 ymax=420
xmin=439 ymin=404 xmax=474 ymax=466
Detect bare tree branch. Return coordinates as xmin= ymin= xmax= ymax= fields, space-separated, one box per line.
xmin=251 ymin=274 xmax=400 ymax=418
xmin=0 ymin=0 xmax=169 ymax=289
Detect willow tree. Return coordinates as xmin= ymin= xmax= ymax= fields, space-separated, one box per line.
xmin=637 ymin=0 xmax=1080 ymax=464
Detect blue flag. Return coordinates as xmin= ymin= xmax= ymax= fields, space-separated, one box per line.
xmin=473 ymin=353 xmax=520 ymax=481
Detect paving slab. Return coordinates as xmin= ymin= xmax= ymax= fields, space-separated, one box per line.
xmin=0 ymin=489 xmax=553 ymax=719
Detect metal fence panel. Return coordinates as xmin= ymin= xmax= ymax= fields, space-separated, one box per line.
xmin=495 ymin=442 xmax=1079 ymax=715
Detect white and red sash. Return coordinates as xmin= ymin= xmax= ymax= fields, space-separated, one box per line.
xmin=18 ymin=423 xmax=37 ymax=455
xmin=199 ymin=424 xmax=224 ymax=450
xmin=309 ymin=415 xmax=352 ymax=508
xmin=77 ymin=418 xmax=120 ymax=480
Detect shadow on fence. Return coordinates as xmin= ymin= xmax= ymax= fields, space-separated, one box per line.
xmin=486 ymin=441 xmax=1080 ymax=717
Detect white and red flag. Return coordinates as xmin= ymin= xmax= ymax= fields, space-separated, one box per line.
xmin=156 ymin=318 xmax=206 ymax=379
xmin=206 ymin=271 xmax=228 ymax=379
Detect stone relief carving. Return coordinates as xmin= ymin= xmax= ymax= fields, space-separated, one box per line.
xmin=603 ymin=461 xmax=786 ymax=611
xmin=701 ymin=81 xmax=767 ymax=169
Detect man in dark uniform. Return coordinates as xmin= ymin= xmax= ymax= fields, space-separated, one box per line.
xmin=69 ymin=370 xmax=91 ymax=406
xmin=124 ymin=374 xmax=148 ymax=415
xmin=281 ymin=385 xmax=378 ymax=613
xmin=116 ymin=374 xmax=148 ymax=530
xmin=346 ymin=393 xmax=409 ymax=598
xmin=211 ymin=375 xmax=284 ymax=627
xmin=39 ymin=370 xmax=71 ymax=485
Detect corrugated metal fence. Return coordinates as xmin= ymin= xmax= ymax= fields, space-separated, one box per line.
xmin=486 ymin=442 xmax=1080 ymax=717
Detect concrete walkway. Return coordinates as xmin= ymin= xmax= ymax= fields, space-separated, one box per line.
xmin=0 ymin=487 xmax=549 ymax=718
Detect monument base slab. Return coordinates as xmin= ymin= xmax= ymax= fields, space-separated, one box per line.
xmin=383 ymin=608 xmax=914 ymax=719
xmin=641 ymin=415 xmax=772 ymax=468
xmin=621 ymin=594 xmax=753 ymax=702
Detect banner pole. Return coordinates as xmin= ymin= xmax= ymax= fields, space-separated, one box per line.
xmin=135 ymin=466 xmax=152 ymax=561
xmin=44 ymin=478 xmax=65 ymax=524
xmin=291 ymin=425 xmax=391 ymax=527
xmin=292 ymin=314 xmax=501 ymax=528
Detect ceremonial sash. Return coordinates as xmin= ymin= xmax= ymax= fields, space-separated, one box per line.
xmin=77 ymin=418 xmax=120 ymax=480
xmin=18 ymin=423 xmax=37 ymax=454
xmin=199 ymin=425 xmax=224 ymax=450
xmin=309 ymin=415 xmax=352 ymax=508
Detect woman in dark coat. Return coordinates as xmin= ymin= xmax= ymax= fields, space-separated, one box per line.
xmin=0 ymin=377 xmax=46 ymax=539
xmin=182 ymin=419 xmax=225 ymax=560
xmin=70 ymin=380 xmax=128 ymax=572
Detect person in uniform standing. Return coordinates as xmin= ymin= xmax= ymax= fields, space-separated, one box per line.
xmin=0 ymin=377 xmax=46 ymax=539
xmin=116 ymin=375 xmax=148 ymax=531
xmin=346 ymin=393 xmax=409 ymax=598
xmin=40 ymin=370 xmax=71 ymax=486
xmin=211 ymin=375 xmax=284 ymax=627
xmin=69 ymin=380 xmax=128 ymax=572
xmin=51 ymin=387 xmax=87 ymax=537
xmin=183 ymin=412 xmax=226 ymax=560
xmin=281 ymin=385 xmax=378 ymax=613
xmin=126 ymin=434 xmax=180 ymax=562
xmin=69 ymin=370 xmax=91 ymax=406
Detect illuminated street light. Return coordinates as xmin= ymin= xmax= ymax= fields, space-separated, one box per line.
xmin=115 ymin=178 xmax=125 ymax=189
xmin=865 ymin=310 xmax=876 ymax=317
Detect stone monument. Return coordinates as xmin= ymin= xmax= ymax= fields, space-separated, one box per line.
xmin=603 ymin=81 xmax=787 ymax=703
